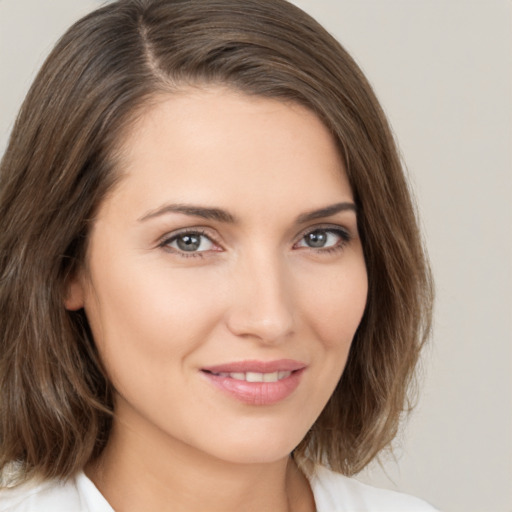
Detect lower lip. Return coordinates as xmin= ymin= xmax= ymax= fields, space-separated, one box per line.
xmin=202 ymin=369 xmax=305 ymax=405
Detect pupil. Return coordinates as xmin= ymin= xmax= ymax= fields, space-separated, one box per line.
xmin=177 ymin=234 xmax=201 ymax=251
xmin=307 ymin=231 xmax=327 ymax=248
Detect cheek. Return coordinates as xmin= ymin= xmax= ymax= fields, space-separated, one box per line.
xmin=300 ymin=259 xmax=368 ymax=350
xmin=83 ymin=255 xmax=226 ymax=381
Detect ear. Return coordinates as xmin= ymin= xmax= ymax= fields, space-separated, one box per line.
xmin=64 ymin=275 xmax=85 ymax=311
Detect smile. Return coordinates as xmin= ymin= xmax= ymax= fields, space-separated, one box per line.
xmin=208 ymin=371 xmax=292 ymax=382
xmin=201 ymin=360 xmax=306 ymax=405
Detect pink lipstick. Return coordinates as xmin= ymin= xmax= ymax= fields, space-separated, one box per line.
xmin=201 ymin=359 xmax=306 ymax=405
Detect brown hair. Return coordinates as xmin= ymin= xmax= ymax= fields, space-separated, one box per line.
xmin=0 ymin=0 xmax=433 ymax=484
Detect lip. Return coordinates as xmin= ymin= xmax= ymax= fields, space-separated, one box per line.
xmin=201 ymin=359 xmax=307 ymax=406
xmin=202 ymin=359 xmax=306 ymax=374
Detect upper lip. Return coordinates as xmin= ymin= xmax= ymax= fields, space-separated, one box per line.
xmin=201 ymin=359 xmax=306 ymax=374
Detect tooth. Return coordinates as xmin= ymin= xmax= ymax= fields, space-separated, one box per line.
xmin=263 ymin=372 xmax=279 ymax=383
xmin=246 ymin=372 xmax=263 ymax=382
xmin=278 ymin=371 xmax=291 ymax=380
xmin=218 ymin=372 xmax=229 ymax=377
xmin=229 ymin=372 xmax=245 ymax=380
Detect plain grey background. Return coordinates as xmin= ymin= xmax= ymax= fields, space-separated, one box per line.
xmin=1 ymin=1 xmax=511 ymax=511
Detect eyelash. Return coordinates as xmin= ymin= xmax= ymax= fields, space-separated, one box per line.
xmin=158 ymin=229 xmax=214 ymax=259
xmin=158 ymin=225 xmax=352 ymax=259
xmin=296 ymin=226 xmax=352 ymax=254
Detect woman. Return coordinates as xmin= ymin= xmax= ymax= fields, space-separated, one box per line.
xmin=0 ymin=0 xmax=435 ymax=510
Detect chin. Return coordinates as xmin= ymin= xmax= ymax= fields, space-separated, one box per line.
xmin=193 ymin=422 xmax=309 ymax=466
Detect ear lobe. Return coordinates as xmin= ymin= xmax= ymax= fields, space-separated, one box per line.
xmin=64 ymin=277 xmax=85 ymax=311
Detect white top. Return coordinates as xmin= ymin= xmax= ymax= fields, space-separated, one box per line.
xmin=0 ymin=465 xmax=439 ymax=511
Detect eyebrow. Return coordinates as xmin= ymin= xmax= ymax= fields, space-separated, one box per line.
xmin=138 ymin=204 xmax=237 ymax=223
xmin=138 ymin=201 xmax=356 ymax=224
xmin=295 ymin=201 xmax=357 ymax=224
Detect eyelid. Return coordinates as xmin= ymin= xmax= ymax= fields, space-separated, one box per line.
xmin=296 ymin=223 xmax=352 ymax=241
xmin=157 ymin=227 xmax=223 ymax=255
xmin=293 ymin=224 xmax=352 ymax=251
xmin=156 ymin=223 xmax=353 ymax=256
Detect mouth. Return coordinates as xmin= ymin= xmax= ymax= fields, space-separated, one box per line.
xmin=200 ymin=360 xmax=306 ymax=405
xmin=203 ymin=370 xmax=294 ymax=383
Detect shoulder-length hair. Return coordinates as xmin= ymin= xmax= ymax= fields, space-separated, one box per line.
xmin=0 ymin=0 xmax=433 ymax=484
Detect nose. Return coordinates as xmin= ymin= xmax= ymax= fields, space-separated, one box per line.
xmin=225 ymin=250 xmax=295 ymax=344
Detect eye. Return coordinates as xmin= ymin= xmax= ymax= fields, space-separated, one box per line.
xmin=162 ymin=231 xmax=216 ymax=254
xmin=295 ymin=228 xmax=350 ymax=251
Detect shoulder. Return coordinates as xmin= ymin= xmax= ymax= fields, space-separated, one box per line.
xmin=0 ymin=477 xmax=81 ymax=512
xmin=310 ymin=465 xmax=440 ymax=512
xmin=0 ymin=472 xmax=112 ymax=512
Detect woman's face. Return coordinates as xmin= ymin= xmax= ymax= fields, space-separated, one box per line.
xmin=68 ymin=88 xmax=368 ymax=465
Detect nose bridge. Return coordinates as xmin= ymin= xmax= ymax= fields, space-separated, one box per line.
xmin=226 ymin=245 xmax=295 ymax=343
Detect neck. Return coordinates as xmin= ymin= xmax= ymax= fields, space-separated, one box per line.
xmin=85 ymin=417 xmax=315 ymax=512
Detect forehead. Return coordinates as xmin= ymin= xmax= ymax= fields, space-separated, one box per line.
xmin=107 ymin=87 xmax=352 ymax=218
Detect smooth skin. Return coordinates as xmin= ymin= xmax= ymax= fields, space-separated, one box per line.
xmin=66 ymin=87 xmax=368 ymax=512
